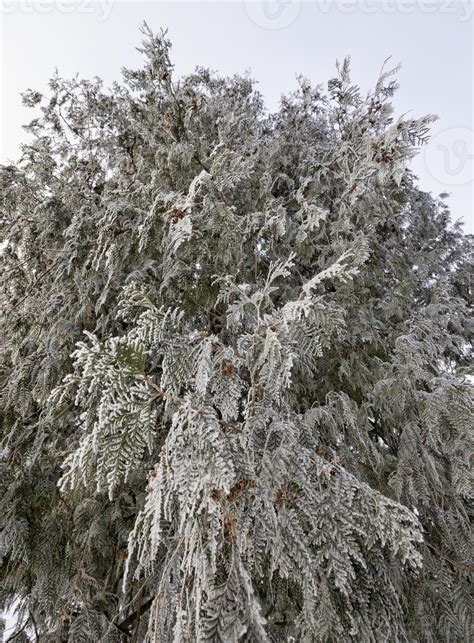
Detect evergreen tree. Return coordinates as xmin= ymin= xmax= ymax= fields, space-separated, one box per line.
xmin=1 ymin=25 xmax=472 ymax=642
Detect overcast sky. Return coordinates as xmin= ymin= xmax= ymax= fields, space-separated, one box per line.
xmin=1 ymin=1 xmax=472 ymax=233
xmin=0 ymin=1 xmax=472 ymax=635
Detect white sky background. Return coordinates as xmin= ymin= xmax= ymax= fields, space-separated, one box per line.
xmin=0 ymin=1 xmax=473 ymax=233
xmin=0 ymin=1 xmax=472 ymax=636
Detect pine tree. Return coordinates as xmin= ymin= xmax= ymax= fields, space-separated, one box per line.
xmin=1 ymin=25 xmax=472 ymax=642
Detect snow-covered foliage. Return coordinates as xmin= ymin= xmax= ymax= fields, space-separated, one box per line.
xmin=1 ymin=25 xmax=472 ymax=642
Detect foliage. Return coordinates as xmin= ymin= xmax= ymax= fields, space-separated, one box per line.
xmin=1 ymin=25 xmax=472 ymax=642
